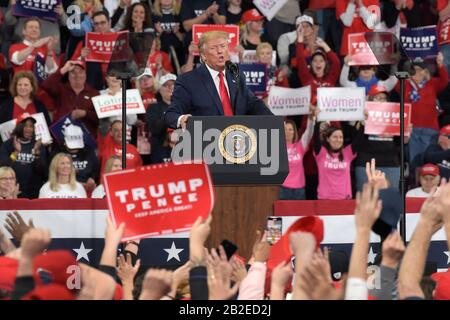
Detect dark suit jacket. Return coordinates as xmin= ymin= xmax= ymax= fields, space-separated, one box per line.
xmin=164 ymin=63 xmax=273 ymax=128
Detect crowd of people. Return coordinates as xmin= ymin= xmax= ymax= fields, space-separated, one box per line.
xmin=0 ymin=0 xmax=450 ymax=301
xmin=0 ymin=0 xmax=448 ymax=201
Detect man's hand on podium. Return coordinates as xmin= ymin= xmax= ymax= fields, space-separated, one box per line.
xmin=180 ymin=114 xmax=192 ymax=130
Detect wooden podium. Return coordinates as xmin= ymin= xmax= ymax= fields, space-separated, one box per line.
xmin=207 ymin=185 xmax=280 ymax=260
xmin=184 ymin=116 xmax=288 ymax=260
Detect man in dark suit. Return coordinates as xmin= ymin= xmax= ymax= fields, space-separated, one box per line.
xmin=164 ymin=30 xmax=273 ymax=129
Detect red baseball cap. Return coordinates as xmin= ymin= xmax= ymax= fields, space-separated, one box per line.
xmin=22 ymin=284 xmax=76 ymax=300
xmin=368 ymin=84 xmax=388 ymax=97
xmin=33 ymin=250 xmax=79 ymax=287
xmin=432 ymin=271 xmax=450 ymax=300
xmin=70 ymin=60 xmax=86 ymax=69
xmin=419 ymin=163 xmax=440 ymax=177
xmin=439 ymin=125 xmax=450 ymax=136
xmin=241 ymin=9 xmax=264 ymax=24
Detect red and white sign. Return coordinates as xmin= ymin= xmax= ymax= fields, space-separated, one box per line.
xmin=253 ymin=0 xmax=287 ymax=21
xmin=85 ymin=31 xmax=129 ymax=63
xmin=365 ymin=101 xmax=412 ymax=136
xmin=192 ymin=24 xmax=240 ymax=56
xmin=438 ymin=17 xmax=450 ymax=46
xmin=348 ymin=32 xmax=395 ymax=66
xmin=104 ymin=162 xmax=214 ymax=241
xmin=91 ymin=89 xmax=146 ymax=119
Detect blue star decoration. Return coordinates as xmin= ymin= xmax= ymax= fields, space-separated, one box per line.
xmin=73 ymin=242 xmax=93 ymax=262
xmin=163 ymin=241 xmax=184 ymax=262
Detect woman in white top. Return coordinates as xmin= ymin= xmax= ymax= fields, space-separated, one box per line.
xmin=39 ymin=153 xmax=87 ymax=199
xmin=92 ymin=155 xmax=122 ymax=199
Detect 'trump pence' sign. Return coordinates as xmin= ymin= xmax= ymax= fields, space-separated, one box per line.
xmin=192 ymin=24 xmax=239 ymax=55
xmin=104 ymin=162 xmax=214 ymax=241
xmin=317 ymin=87 xmax=365 ymax=121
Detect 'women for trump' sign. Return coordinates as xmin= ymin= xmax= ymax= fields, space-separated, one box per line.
xmin=317 ymin=87 xmax=365 ymax=121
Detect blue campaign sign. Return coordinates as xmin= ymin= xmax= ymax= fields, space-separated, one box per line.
xmin=400 ymin=26 xmax=439 ymax=58
xmin=239 ymin=63 xmax=267 ymax=95
xmin=13 ymin=0 xmax=60 ymax=22
xmin=33 ymin=53 xmax=48 ymax=84
xmin=50 ymin=113 xmax=97 ymax=148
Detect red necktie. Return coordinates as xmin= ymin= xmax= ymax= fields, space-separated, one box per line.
xmin=218 ymin=72 xmax=234 ymax=116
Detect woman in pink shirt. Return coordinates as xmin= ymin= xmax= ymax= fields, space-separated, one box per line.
xmin=314 ymin=123 xmax=363 ymax=200
xmin=279 ymin=112 xmax=315 ymax=200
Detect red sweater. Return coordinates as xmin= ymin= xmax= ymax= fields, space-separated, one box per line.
xmin=296 ymin=43 xmax=341 ymax=103
xmin=336 ymin=0 xmax=380 ymax=56
xmin=395 ymin=65 xmax=449 ymax=130
xmin=99 ymin=135 xmax=143 ymax=174
xmin=9 ymin=42 xmax=57 ymax=74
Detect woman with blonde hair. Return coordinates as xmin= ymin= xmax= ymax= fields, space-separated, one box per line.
xmin=92 ymin=155 xmax=122 ymax=198
xmin=0 ymin=167 xmax=20 ymax=199
xmin=39 ymin=153 xmax=87 ymax=198
xmin=240 ymin=9 xmax=268 ymax=50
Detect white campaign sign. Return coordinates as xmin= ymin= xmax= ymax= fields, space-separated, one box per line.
xmin=268 ymin=86 xmax=311 ymax=116
xmin=92 ymin=89 xmax=146 ymax=119
xmin=253 ymin=0 xmax=288 ymax=21
xmin=0 ymin=113 xmax=52 ymax=144
xmin=317 ymin=87 xmax=366 ymax=121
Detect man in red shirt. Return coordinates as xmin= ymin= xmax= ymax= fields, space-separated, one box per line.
xmin=40 ymin=60 xmax=99 ymax=137
xmin=336 ymin=0 xmax=380 ymax=56
xmin=99 ymin=120 xmax=143 ymax=173
xmin=8 ymin=17 xmax=58 ymax=75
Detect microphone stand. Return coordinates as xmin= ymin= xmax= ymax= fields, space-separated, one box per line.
xmin=395 ymin=71 xmax=410 ymax=244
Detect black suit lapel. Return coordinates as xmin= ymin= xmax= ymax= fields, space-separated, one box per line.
xmin=199 ymin=64 xmax=224 ymax=115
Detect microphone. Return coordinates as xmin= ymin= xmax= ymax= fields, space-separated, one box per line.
xmin=225 ymin=60 xmax=240 ymax=80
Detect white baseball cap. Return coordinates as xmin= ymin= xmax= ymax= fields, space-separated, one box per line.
xmin=159 ymin=73 xmax=177 ymax=87
xmin=64 ymin=124 xmax=84 ymax=149
xmin=136 ymin=68 xmax=153 ymax=80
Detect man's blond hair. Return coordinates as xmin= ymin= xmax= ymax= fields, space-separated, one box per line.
xmin=198 ymin=31 xmax=229 ymax=54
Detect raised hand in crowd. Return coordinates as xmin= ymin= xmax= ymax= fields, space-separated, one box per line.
xmin=365 ymin=158 xmax=389 ymax=189
xmin=381 ymin=231 xmax=405 ymax=269
xmin=17 ymin=228 xmax=51 ymax=278
xmin=4 ymin=211 xmax=35 ymax=244
xmin=290 ymin=231 xmax=317 ymax=300
xmin=31 ymin=37 xmax=51 ymax=49
xmin=316 ymin=38 xmax=331 ymax=52
xmin=100 ymin=215 xmax=125 ymax=268
xmin=344 ymin=55 xmax=352 ymax=66
xmin=54 ymin=4 xmax=64 ymax=16
xmin=80 ymin=47 xmax=90 ymax=59
xmin=0 ymin=225 xmax=16 ymax=255
xmin=206 ymin=1 xmax=219 ymax=17
xmin=83 ymin=178 xmax=97 ymax=193
xmin=139 ymin=268 xmax=173 ymax=300
xmin=207 ymin=246 xmax=240 ymax=300
xmin=119 ymin=0 xmax=132 ymax=9
xmin=162 ymin=260 xmax=192 ymax=300
xmin=300 ymin=248 xmax=343 ymax=300
xmin=116 ymin=253 xmax=141 ymax=300
xmin=250 ymin=230 xmax=270 ymax=263
xmin=296 ymin=23 xmax=304 ymax=43
xmin=436 ymin=52 xmax=444 ymax=68
xmin=78 ymin=263 xmax=117 ymax=300
xmin=270 ymin=260 xmax=294 ymax=300
xmin=60 ymin=60 xmax=79 ymax=74
xmin=154 ymin=21 xmax=163 ymax=35
xmin=398 ymin=180 xmax=445 ymax=299
xmin=230 ymin=256 xmax=247 ymax=283
xmin=189 ymin=215 xmax=212 ymax=266
xmin=346 ymin=183 xmax=381 ymax=300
